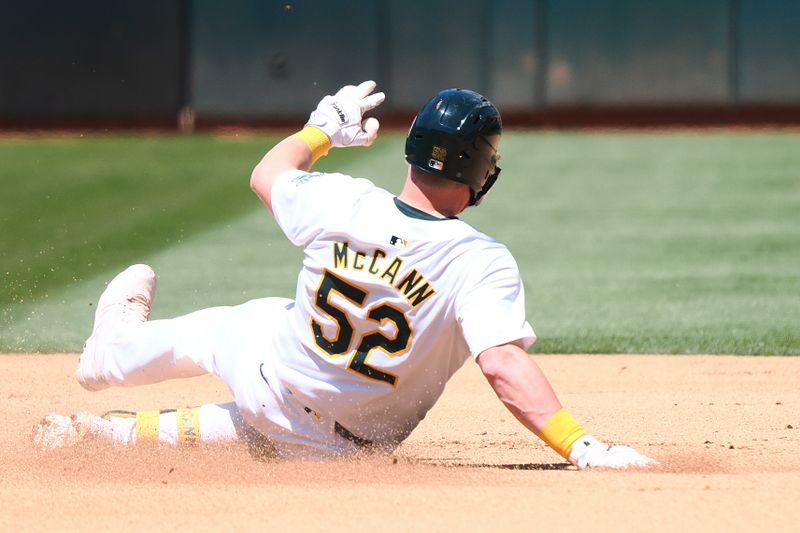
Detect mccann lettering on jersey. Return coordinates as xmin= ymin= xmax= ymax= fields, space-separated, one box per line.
xmin=332 ymin=241 xmax=435 ymax=307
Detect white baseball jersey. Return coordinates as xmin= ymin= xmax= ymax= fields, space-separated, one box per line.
xmin=268 ymin=169 xmax=535 ymax=445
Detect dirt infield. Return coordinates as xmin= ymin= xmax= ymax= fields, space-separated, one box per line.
xmin=1 ymin=354 xmax=798 ymax=532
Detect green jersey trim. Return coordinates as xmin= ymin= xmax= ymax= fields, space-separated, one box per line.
xmin=393 ymin=197 xmax=457 ymax=221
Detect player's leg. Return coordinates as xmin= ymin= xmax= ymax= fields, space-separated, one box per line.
xmin=209 ymin=298 xmax=373 ymax=460
xmin=99 ymin=403 xmax=247 ymax=446
xmin=77 ymin=264 xmax=234 ymax=391
xmin=70 ymin=265 xmax=341 ymax=458
xmin=79 ymin=308 xmax=234 ymax=390
xmin=33 ymin=402 xmax=273 ymax=453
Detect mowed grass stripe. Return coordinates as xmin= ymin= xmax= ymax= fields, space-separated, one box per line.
xmin=0 ymin=135 xmax=277 ymax=308
xmin=1 ymin=132 xmax=798 ymax=354
xmin=478 ymin=132 xmax=800 ymax=354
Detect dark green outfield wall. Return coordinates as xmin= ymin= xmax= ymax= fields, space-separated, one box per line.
xmin=1 ymin=0 xmax=799 ymax=126
xmin=0 ymin=0 xmax=184 ymax=122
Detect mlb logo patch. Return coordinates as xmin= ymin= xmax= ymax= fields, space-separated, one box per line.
xmin=389 ymin=235 xmax=407 ymax=249
xmin=428 ymin=159 xmax=444 ymax=171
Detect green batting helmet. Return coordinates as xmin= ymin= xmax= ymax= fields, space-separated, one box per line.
xmin=405 ymin=88 xmax=502 ymax=206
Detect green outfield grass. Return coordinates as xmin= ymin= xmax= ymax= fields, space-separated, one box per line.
xmin=1 ymin=131 xmax=798 ymax=354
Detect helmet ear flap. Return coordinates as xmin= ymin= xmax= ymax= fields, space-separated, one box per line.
xmin=470 ymin=166 xmax=501 ymax=206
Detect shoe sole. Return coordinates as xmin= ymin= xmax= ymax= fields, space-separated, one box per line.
xmin=76 ymin=264 xmax=157 ymax=391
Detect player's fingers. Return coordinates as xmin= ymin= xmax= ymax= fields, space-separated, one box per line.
xmin=334 ymin=84 xmax=357 ymax=98
xmin=360 ymin=117 xmax=380 ymax=146
xmin=605 ymin=447 xmax=657 ymax=468
xmin=360 ymin=91 xmax=385 ymax=113
xmin=354 ymin=80 xmax=377 ymax=98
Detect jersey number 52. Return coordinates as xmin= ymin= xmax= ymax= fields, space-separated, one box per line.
xmin=311 ymin=270 xmax=412 ymax=386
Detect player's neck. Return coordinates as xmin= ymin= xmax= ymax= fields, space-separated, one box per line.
xmin=397 ymin=191 xmax=458 ymax=219
xmin=398 ymin=170 xmax=469 ymax=218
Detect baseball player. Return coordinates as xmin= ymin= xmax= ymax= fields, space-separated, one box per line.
xmin=35 ymin=81 xmax=655 ymax=469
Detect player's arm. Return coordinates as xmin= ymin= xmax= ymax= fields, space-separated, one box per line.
xmin=250 ymin=81 xmax=385 ymax=212
xmin=477 ymin=342 xmax=563 ymax=430
xmin=477 ymin=342 xmax=656 ymax=469
xmin=250 ymin=136 xmax=316 ymax=211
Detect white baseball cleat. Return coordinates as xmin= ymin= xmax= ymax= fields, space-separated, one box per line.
xmin=32 ymin=412 xmax=103 ymax=450
xmin=76 ymin=264 xmax=157 ymax=391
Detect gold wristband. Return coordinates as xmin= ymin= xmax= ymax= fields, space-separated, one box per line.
xmin=535 ymin=408 xmax=586 ymax=459
xmin=293 ymin=126 xmax=331 ymax=164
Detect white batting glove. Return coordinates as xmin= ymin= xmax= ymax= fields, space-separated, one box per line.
xmin=568 ymin=435 xmax=657 ymax=469
xmin=306 ymin=80 xmax=385 ymax=148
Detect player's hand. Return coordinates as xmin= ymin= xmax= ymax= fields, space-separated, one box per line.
xmin=306 ymin=81 xmax=385 ymax=148
xmin=568 ymin=435 xmax=657 ymax=469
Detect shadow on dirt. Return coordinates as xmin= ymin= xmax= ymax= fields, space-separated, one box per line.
xmin=467 ymin=462 xmax=570 ymax=471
